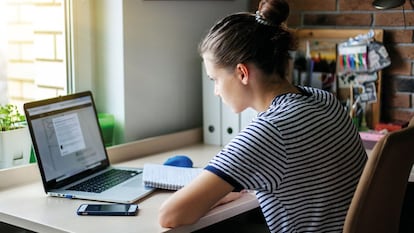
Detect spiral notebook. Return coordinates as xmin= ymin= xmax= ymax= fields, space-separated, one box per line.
xmin=143 ymin=163 xmax=203 ymax=190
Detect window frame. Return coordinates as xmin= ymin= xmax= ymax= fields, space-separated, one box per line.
xmin=0 ymin=0 xmax=95 ymax=172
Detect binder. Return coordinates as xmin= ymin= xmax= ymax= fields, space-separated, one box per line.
xmin=202 ymin=62 xmax=221 ymax=145
xmin=221 ymin=101 xmax=239 ymax=146
xmin=240 ymin=108 xmax=257 ymax=130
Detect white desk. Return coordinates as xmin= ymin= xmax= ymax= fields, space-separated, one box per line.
xmin=1 ymin=128 xmax=413 ymax=233
xmin=0 ymin=143 xmax=259 ymax=233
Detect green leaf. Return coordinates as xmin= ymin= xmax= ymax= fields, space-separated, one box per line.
xmin=0 ymin=104 xmax=26 ymax=131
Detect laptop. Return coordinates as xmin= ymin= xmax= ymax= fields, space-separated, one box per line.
xmin=24 ymin=91 xmax=154 ymax=204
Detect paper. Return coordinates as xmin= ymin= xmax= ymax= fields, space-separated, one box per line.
xmin=142 ymin=163 xmax=203 ymax=190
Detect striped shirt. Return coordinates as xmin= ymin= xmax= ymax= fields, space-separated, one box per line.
xmin=205 ymin=86 xmax=367 ymax=233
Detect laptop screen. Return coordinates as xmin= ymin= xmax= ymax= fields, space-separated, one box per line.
xmin=24 ymin=92 xmax=109 ymax=186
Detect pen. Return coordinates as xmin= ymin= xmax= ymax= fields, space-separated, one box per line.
xmin=355 ymin=54 xmax=359 ymax=70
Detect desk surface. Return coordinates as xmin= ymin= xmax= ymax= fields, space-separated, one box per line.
xmin=1 ymin=143 xmax=413 ymax=233
xmin=0 ymin=144 xmax=259 ymax=233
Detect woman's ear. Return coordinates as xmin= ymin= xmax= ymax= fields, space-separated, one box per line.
xmin=236 ymin=63 xmax=249 ymax=85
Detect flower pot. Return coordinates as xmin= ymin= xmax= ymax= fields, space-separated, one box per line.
xmin=98 ymin=113 xmax=115 ymax=147
xmin=0 ymin=127 xmax=32 ymax=169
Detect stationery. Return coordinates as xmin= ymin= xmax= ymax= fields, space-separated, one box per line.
xmin=143 ymin=163 xmax=203 ymax=190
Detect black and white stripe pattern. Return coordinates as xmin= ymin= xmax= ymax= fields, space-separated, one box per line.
xmin=205 ymin=86 xmax=367 ymax=233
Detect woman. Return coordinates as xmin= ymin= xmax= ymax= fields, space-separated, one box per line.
xmin=159 ymin=0 xmax=367 ymax=232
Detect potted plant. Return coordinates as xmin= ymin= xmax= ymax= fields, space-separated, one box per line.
xmin=0 ymin=104 xmax=32 ymax=168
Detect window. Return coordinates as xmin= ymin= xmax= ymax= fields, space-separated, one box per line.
xmin=0 ymin=0 xmax=75 ymax=170
xmin=0 ymin=0 xmax=69 ymax=111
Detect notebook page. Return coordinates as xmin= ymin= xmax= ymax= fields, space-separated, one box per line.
xmin=142 ymin=163 xmax=203 ymax=190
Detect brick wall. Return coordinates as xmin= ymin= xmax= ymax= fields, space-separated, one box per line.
xmin=250 ymin=0 xmax=414 ymax=125
xmin=5 ymin=0 xmax=66 ymax=109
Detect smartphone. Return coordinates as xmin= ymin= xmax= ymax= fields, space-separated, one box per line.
xmin=76 ymin=204 xmax=139 ymax=216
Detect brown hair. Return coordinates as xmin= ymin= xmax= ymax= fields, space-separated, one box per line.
xmin=199 ymin=0 xmax=295 ymax=79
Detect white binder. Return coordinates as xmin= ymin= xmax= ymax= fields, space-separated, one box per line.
xmin=240 ymin=108 xmax=257 ymax=131
xmin=221 ymin=101 xmax=239 ymax=146
xmin=202 ymin=63 xmax=221 ymax=145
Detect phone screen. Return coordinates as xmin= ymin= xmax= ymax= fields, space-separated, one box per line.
xmin=77 ymin=204 xmax=138 ymax=216
xmin=86 ymin=204 xmax=129 ymax=212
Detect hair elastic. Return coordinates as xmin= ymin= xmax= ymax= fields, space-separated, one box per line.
xmin=255 ymin=11 xmax=276 ymax=27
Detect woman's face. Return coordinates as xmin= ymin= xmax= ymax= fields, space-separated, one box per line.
xmin=203 ymin=55 xmax=247 ymax=113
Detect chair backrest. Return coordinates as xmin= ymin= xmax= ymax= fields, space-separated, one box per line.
xmin=343 ymin=119 xmax=414 ymax=233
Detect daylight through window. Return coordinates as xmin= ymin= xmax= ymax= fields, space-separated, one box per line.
xmin=0 ymin=0 xmax=68 ymax=112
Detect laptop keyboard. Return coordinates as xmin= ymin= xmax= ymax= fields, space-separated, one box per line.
xmin=68 ymin=169 xmax=141 ymax=193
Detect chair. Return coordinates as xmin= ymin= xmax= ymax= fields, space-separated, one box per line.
xmin=343 ymin=118 xmax=414 ymax=233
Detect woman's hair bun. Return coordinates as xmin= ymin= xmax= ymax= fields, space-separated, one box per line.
xmin=257 ymin=0 xmax=289 ymax=26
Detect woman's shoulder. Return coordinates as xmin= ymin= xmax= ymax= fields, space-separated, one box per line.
xmin=299 ymin=86 xmax=332 ymax=96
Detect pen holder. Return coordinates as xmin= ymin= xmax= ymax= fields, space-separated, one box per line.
xmin=98 ymin=113 xmax=115 ymax=147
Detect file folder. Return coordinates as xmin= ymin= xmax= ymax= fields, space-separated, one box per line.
xmin=221 ymin=101 xmax=239 ymax=146
xmin=202 ymin=63 xmax=221 ymax=145
xmin=240 ymin=108 xmax=257 ymax=130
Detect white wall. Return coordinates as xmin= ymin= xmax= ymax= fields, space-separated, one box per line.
xmin=92 ymin=0 xmax=248 ymax=144
xmin=93 ymin=0 xmax=126 ymax=143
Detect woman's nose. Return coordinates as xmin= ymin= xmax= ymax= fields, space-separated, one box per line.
xmin=214 ymin=86 xmax=219 ymax=96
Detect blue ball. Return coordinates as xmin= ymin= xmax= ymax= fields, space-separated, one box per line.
xmin=163 ymin=155 xmax=193 ymax=168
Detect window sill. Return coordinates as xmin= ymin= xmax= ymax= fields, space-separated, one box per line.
xmin=0 ymin=128 xmax=202 ymax=190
